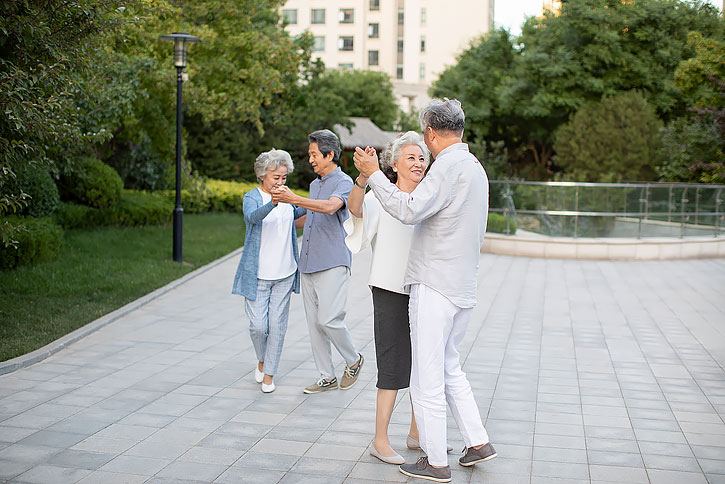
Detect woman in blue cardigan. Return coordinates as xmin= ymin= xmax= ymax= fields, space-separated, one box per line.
xmin=232 ymin=149 xmax=306 ymax=393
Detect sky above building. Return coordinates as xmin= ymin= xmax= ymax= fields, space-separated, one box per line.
xmin=495 ymin=0 xmax=723 ymax=37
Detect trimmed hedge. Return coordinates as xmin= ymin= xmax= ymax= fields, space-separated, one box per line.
xmin=0 ymin=216 xmax=63 ymax=270
xmin=58 ymin=157 xmax=123 ymax=209
xmin=159 ymin=179 xmax=308 ymax=214
xmin=55 ymin=191 xmax=172 ymax=229
xmin=487 ymin=213 xmax=517 ymax=234
xmin=14 ymin=163 xmax=60 ymax=218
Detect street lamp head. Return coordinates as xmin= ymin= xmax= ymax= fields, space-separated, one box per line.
xmin=160 ymin=32 xmax=201 ymax=68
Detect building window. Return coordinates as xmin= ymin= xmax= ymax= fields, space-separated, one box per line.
xmin=311 ymin=8 xmax=326 ymax=24
xmin=312 ymin=36 xmax=325 ymax=52
xmin=338 ymin=36 xmax=354 ymax=51
xmin=396 ymin=64 xmax=403 ymax=79
xmin=397 ymin=37 xmax=404 ymax=53
xmin=369 ymin=0 xmax=380 ymax=11
xmin=338 ymin=63 xmax=354 ymax=69
xmin=282 ymin=9 xmax=297 ymax=25
xmin=368 ymin=50 xmax=379 ymax=66
xmin=420 ymin=36 xmax=426 ymax=53
xmin=419 ymin=63 xmax=425 ymax=81
xmin=421 ymin=7 xmax=427 ymax=25
xmin=397 ymin=8 xmax=404 ymax=25
xmin=368 ymin=22 xmax=379 ymax=38
xmin=339 ymin=8 xmax=354 ymax=24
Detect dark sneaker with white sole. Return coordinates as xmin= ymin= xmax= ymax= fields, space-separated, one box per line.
xmin=399 ymin=456 xmax=451 ymax=483
xmin=458 ymin=442 xmax=497 ymax=466
xmin=303 ymin=377 xmax=338 ymax=394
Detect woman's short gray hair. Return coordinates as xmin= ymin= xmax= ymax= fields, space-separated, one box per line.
xmin=254 ymin=149 xmax=294 ymax=182
xmin=380 ymin=131 xmax=430 ymax=183
xmin=419 ymin=98 xmax=465 ymax=136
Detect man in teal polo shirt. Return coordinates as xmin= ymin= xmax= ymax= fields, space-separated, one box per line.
xmin=272 ymin=129 xmax=364 ymax=394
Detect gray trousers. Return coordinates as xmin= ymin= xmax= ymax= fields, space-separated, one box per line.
xmin=301 ymin=266 xmax=358 ymax=380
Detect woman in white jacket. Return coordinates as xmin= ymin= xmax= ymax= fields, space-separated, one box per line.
xmin=345 ymin=132 xmax=430 ymax=464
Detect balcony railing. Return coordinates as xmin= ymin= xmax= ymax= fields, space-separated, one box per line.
xmin=489 ymin=180 xmax=725 ymax=238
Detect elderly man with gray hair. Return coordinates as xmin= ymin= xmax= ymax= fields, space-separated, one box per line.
xmin=353 ymin=99 xmax=495 ymax=482
xmin=273 ymin=129 xmax=364 ymax=394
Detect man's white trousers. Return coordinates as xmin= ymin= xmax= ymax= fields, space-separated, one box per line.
xmin=409 ymin=283 xmax=489 ymax=467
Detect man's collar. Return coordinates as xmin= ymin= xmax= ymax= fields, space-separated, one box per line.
xmin=318 ymin=165 xmax=340 ymax=180
xmin=437 ymin=142 xmax=468 ymax=158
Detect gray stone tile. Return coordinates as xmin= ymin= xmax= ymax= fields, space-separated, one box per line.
xmin=0 ymin=459 xmax=33 ymax=480
xmin=278 ymin=473 xmax=344 ymax=484
xmin=46 ymin=449 xmax=116 ymax=470
xmin=587 ymin=450 xmax=643 ymax=467
xmin=531 ymin=460 xmax=589 ymax=479
xmin=214 ymin=466 xmax=285 ymax=484
xmin=292 ymin=456 xmax=356 ymax=476
xmin=13 ymin=464 xmax=91 ymax=484
xmin=0 ymin=444 xmax=61 ymax=464
xmin=589 ymin=464 xmax=649 ymax=483
xmin=100 ymin=455 xmax=170 ymax=476
xmin=75 ymin=470 xmax=147 ymax=483
xmin=646 ymin=468 xmax=708 ymax=484
xmin=19 ymin=430 xmax=87 ymax=448
xmin=154 ymin=460 xmax=227 ymax=482
xmin=643 ymin=454 xmax=703 ymax=472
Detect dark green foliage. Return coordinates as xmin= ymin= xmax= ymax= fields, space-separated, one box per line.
xmin=58 ymin=157 xmax=123 ymax=209
xmin=658 ymin=116 xmax=725 ymax=183
xmin=10 ymin=163 xmax=60 ymax=218
xmin=0 ymin=217 xmax=63 ymax=270
xmin=187 ymin=67 xmax=405 ymax=188
xmin=54 ymin=191 xmax=172 ymax=229
xmin=105 ymin=135 xmax=170 ymax=191
xmin=553 ymin=91 xmax=663 ymax=182
xmin=487 ymin=213 xmax=517 ymax=235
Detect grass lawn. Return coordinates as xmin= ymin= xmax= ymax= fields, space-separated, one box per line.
xmin=0 ymin=212 xmax=244 ymax=362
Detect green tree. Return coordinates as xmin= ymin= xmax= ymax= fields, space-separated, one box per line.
xmin=0 ymin=0 xmax=129 ymax=246
xmin=553 ymin=91 xmax=663 ymax=182
xmin=187 ymin=67 xmax=404 ymax=186
xmin=658 ymin=32 xmax=725 ymax=183
xmin=432 ymin=0 xmax=724 ymax=178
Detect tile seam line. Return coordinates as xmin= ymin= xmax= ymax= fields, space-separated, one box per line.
xmin=0 ymin=247 xmax=245 ymax=376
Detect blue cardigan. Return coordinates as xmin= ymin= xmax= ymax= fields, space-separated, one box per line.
xmin=232 ymin=188 xmax=306 ymax=300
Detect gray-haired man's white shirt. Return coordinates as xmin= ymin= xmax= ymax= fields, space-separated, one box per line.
xmin=366 ymin=142 xmax=488 ymax=308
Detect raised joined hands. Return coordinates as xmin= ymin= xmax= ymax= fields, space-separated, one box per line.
xmin=353 ymin=146 xmax=380 ymax=178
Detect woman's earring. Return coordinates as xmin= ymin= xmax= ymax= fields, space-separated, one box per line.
xmin=393 ymin=167 xmax=398 ymax=172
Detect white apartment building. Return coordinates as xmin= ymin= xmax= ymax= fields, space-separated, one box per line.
xmin=280 ymin=0 xmax=494 ymax=111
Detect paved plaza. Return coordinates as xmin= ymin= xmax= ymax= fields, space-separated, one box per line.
xmin=1 ymin=248 xmax=724 ymax=484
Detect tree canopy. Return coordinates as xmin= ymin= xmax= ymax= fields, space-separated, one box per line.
xmin=431 ymin=0 xmax=724 ymax=181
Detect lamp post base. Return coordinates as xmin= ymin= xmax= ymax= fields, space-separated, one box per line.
xmin=173 ymin=207 xmax=183 ymax=263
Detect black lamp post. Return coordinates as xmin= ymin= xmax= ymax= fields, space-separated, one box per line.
xmin=160 ymin=32 xmax=201 ymax=263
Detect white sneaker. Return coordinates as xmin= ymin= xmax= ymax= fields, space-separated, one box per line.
xmin=261 ymin=381 xmax=275 ymax=393
xmin=254 ymin=366 xmax=264 ymax=384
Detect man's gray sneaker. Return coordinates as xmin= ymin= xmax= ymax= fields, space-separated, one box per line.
xmin=458 ymin=442 xmax=497 ymax=467
xmin=303 ymin=377 xmax=338 ymax=394
xmin=340 ymin=353 xmax=364 ymax=390
xmin=399 ymin=457 xmax=451 ymax=483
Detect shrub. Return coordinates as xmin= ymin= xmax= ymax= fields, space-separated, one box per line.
xmin=55 ymin=191 xmax=172 ymax=229
xmin=13 ymin=163 xmax=60 ymax=218
xmin=59 ymin=156 xmax=123 ymax=208
xmin=553 ymin=91 xmax=663 ymax=182
xmin=0 ymin=216 xmax=63 ymax=270
xmin=54 ymin=202 xmax=108 ymax=229
xmin=487 ymin=213 xmax=516 ymax=234
xmin=205 ymin=179 xmax=256 ymax=212
xmin=116 ymin=191 xmax=172 ymax=226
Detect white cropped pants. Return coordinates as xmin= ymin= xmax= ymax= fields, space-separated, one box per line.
xmin=408 ymin=283 xmax=489 ymax=467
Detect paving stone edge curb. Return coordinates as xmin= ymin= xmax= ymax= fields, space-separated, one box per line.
xmin=0 ymin=247 xmax=243 ymax=376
